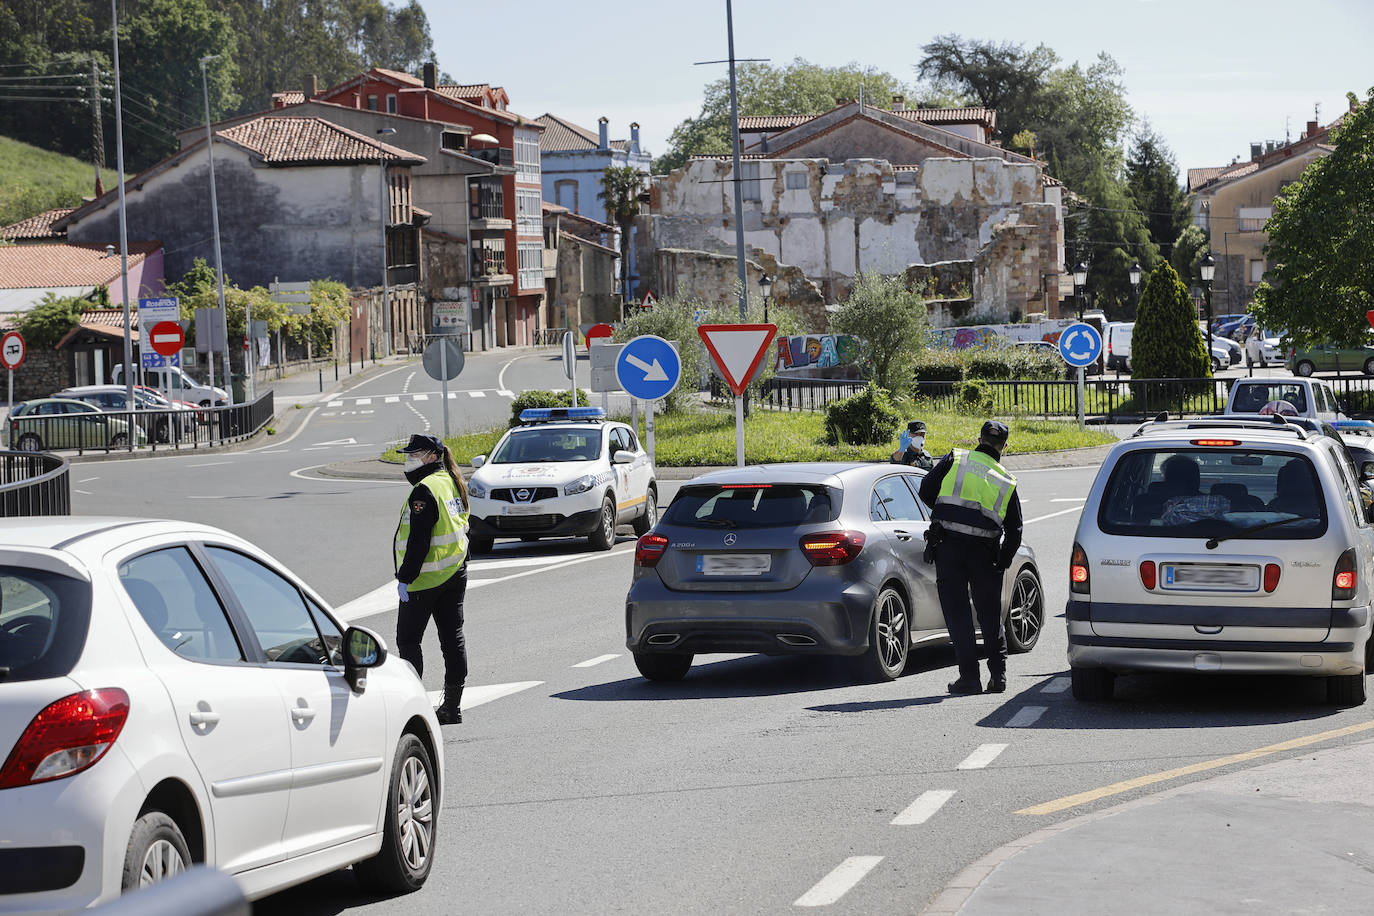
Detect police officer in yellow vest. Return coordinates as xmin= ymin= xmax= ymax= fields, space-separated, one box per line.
xmin=395 ymin=433 xmax=471 ymax=724
xmin=918 ymin=421 xmax=1023 ymax=695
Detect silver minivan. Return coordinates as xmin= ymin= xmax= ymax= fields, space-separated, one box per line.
xmin=1067 ymin=417 xmax=1374 ymax=705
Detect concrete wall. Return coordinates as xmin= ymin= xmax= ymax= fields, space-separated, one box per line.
xmin=66 ymin=144 xmax=388 ymax=289
xmin=556 ymin=234 xmax=618 ymax=327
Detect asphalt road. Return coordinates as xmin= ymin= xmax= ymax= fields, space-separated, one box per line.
xmin=70 ymin=358 xmax=1374 ymax=914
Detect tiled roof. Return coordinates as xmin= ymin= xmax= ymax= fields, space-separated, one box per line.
xmin=218 ymin=117 xmax=425 ymax=165
xmin=738 ymin=114 xmax=813 ymax=130
xmin=1187 ymin=166 xmax=1225 ymax=191
xmin=534 ymin=114 xmax=628 ymax=152
xmin=272 ymin=90 xmax=305 ymax=106
xmin=0 ymin=242 xmax=159 ymax=290
xmin=738 ymin=107 xmax=996 ymax=132
xmin=80 ymin=308 xmax=142 ymax=328
xmin=436 ymin=84 xmax=490 ymax=101
xmin=1 ymin=208 xmax=73 ymax=240
xmin=542 ymin=201 xmax=569 ymax=214
xmin=374 ymin=68 xmax=424 ymax=86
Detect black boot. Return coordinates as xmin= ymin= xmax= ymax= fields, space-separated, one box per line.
xmin=436 ymin=685 xmax=463 ymax=725
xmin=947 ymin=671 xmax=982 ymax=695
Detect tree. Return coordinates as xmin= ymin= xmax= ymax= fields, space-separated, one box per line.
xmin=598 ymin=166 xmax=645 ymax=305
xmin=1066 ymin=162 xmax=1158 ymax=317
xmin=1125 ymin=125 xmax=1189 ymax=259
xmin=16 ymin=292 xmax=89 ymax=348
xmin=828 ymin=272 xmax=928 ymax=394
xmin=655 ymin=58 xmax=908 ymax=173
xmin=916 ymin=35 xmax=1056 ymax=149
xmin=1252 ymin=89 xmax=1374 ymax=349
xmin=1130 ymin=262 xmax=1210 ymax=380
xmin=1171 ymin=224 xmax=1210 ymax=285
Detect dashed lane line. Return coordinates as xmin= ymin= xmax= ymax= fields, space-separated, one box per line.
xmin=412 ymin=393 xmax=428 ymax=401
xmin=385 ymin=396 xmax=400 ymax=403
xmin=957 ymin=744 xmax=1009 ymax=770
xmin=794 ymin=856 xmax=884 ymax=907
xmin=328 ymin=400 xmax=343 ymax=407
xmin=426 ymin=681 xmax=543 ymax=711
xmin=572 ymin=654 xmax=620 ymax=668
xmin=1023 ymin=506 xmax=1082 ymax=525
xmin=356 ymin=398 xmax=372 ymax=406
xmin=1041 ymin=676 xmax=1070 ymax=693
xmin=469 ymin=390 xmax=486 ymax=398
xmin=1006 ymin=706 xmax=1047 ymax=728
xmin=497 ymin=389 xmax=514 ymax=397
xmin=891 ymin=790 xmax=956 ymax=826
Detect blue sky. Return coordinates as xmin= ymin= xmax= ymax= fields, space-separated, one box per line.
xmin=426 ymin=0 xmax=1372 ymax=175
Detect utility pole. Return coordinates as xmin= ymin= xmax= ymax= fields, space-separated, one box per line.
xmin=200 ymin=54 xmax=233 ymax=404
xmin=111 ymin=0 xmax=134 ymax=449
xmin=89 ymin=58 xmax=105 ymax=190
xmin=725 ymin=0 xmax=748 ymax=323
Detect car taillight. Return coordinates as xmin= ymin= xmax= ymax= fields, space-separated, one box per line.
xmin=1263 ymin=563 xmax=1281 ymax=594
xmin=1070 ymin=542 xmax=1090 ymax=594
xmin=1139 ymin=560 xmax=1156 ymax=590
xmin=800 ymin=531 xmax=866 ymax=566
xmin=1334 ymin=549 xmax=1358 ymax=600
xmin=0 ymin=689 xmax=130 ymax=790
xmin=634 ymin=533 xmax=669 ymax=568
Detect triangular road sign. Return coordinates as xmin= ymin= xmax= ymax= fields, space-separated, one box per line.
xmin=640 ymin=290 xmax=657 ymax=308
xmin=697 ymin=324 xmax=777 ymax=396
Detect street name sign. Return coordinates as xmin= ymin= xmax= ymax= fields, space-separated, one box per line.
xmin=697 ymin=324 xmax=777 ymax=396
xmin=1058 ymin=323 xmax=1102 ymax=368
xmin=615 ymin=335 xmax=682 ymax=402
xmin=138 ymin=297 xmax=179 ymax=326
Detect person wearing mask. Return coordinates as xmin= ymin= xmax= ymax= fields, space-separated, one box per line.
xmin=891 ymin=420 xmax=934 ymax=469
xmin=395 ymin=433 xmax=471 ymax=725
xmin=917 ymin=421 xmax=1023 ymax=695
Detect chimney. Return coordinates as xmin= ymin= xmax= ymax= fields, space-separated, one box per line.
xmin=598 ymin=116 xmax=609 ymax=149
xmin=630 ymin=121 xmax=640 ymax=154
xmin=303 ymin=74 xmax=317 ymax=100
xmin=1249 ymin=142 xmax=1262 ymax=162
xmin=423 ymin=62 xmax=437 ymax=90
xmin=892 ymin=94 xmax=905 ymax=112
xmin=1306 ymin=119 xmax=1319 ymax=139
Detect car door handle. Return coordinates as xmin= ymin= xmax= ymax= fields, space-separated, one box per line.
xmin=290 ymin=705 xmax=317 ymax=723
xmin=188 ymin=711 xmax=220 ymax=727
xmin=893 ymin=529 xmax=913 ymax=541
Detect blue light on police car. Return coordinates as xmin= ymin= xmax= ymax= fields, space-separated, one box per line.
xmin=519 ymin=407 xmax=606 ymax=422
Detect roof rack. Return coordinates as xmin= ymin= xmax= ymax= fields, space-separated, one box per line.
xmin=1130 ymin=414 xmax=1308 ymax=440
xmin=518 ymin=406 xmax=606 ymax=425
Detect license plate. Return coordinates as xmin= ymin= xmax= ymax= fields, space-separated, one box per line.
xmin=1162 ymin=564 xmax=1258 ymax=590
xmin=503 ymin=504 xmax=541 ymax=515
xmin=698 ymin=553 xmax=771 ymax=576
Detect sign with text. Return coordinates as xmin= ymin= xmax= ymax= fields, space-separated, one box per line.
xmin=138 ymin=297 xmax=179 ymax=327
xmin=432 ymin=300 xmax=469 ymax=334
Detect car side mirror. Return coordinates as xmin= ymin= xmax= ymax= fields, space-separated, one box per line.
xmin=1339 ymin=398 xmax=1351 ymax=415
xmin=612 ymin=449 xmax=635 ymax=465
xmin=343 ymin=626 xmax=387 ymax=692
xmin=471 ymin=455 xmax=486 ymax=469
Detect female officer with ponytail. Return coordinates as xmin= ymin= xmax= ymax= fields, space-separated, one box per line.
xmin=394 ymin=433 xmax=471 ymax=725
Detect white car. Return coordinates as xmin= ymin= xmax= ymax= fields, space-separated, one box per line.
xmin=467 ymin=407 xmax=658 ymax=552
xmin=1245 ymin=330 xmax=1285 ymax=367
xmin=111 ymin=364 xmax=227 ymax=407
xmin=0 ymin=518 xmax=443 ymax=911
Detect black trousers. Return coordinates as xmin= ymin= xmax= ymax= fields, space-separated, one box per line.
xmin=934 ymin=534 xmax=1006 ymax=680
xmin=396 ymin=566 xmax=468 ymax=688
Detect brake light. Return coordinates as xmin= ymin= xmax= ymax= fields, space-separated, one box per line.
xmin=799 ymin=531 xmax=865 ymax=566
xmin=0 ymin=689 xmax=130 ymax=789
xmin=1191 ymin=439 xmax=1239 ymax=447
xmin=634 ymin=533 xmax=669 ymax=568
xmin=1263 ymin=563 xmax=1282 ymax=593
xmin=719 ymin=484 xmax=771 ymax=489
xmin=1070 ymin=542 xmax=1090 ymax=594
xmin=1334 ymin=549 xmax=1357 ymax=599
xmin=1139 ymin=560 xmax=1156 ymax=590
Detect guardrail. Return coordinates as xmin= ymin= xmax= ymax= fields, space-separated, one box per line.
xmin=532 ymin=328 xmax=569 ymax=346
xmin=6 ymin=391 xmax=276 ymax=455
xmin=0 ymin=449 xmax=70 ymax=516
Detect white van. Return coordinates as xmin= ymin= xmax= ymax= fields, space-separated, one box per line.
xmin=1106 ymin=322 xmax=1134 ymax=370
xmin=111 ymin=364 xmax=227 ymax=406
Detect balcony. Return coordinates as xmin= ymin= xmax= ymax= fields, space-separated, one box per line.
xmin=472 ymin=245 xmax=512 ymax=286
xmin=469 ymin=180 xmax=511 ymax=232
xmin=469 ymin=147 xmax=515 ymax=172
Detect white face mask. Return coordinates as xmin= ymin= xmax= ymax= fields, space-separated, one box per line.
xmin=405 ymin=452 xmax=432 ymax=469
xmin=909 ymin=436 xmax=925 ymax=451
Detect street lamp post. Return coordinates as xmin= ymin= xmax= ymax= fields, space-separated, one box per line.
xmin=759 ymin=274 xmax=773 ymax=323
xmin=1129 ymin=261 xmax=1142 ymax=314
xmin=1201 ymin=254 xmax=1216 ymax=372
xmin=378 ymin=127 xmax=397 ymax=359
xmin=199 ymin=54 xmax=233 ymax=405
xmin=1072 ymin=261 xmax=1088 ymax=320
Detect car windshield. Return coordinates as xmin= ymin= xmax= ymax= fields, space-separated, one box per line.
xmin=490 ymin=428 xmax=602 ymax=463
xmin=1099 ymin=448 xmax=1327 ymax=539
xmin=1231 ymin=383 xmax=1309 ymax=414
xmin=0 ymin=566 xmax=92 ymax=682
xmin=663 ymin=484 xmax=838 ymax=528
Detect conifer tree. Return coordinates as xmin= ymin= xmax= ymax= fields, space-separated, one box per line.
xmin=1130 ymin=262 xmax=1210 ymax=382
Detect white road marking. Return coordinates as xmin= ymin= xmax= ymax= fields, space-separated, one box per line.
xmin=469 ymin=554 xmax=599 ymax=572
xmin=77 ymin=477 xmax=99 ymax=483
xmin=186 ymin=495 xmax=228 ymax=500
xmin=891 ymin=789 xmax=956 ymax=826
xmin=794 ymin=856 xmax=884 ymax=907
xmin=188 ymin=460 xmax=230 ymax=468
xmin=404 ymin=401 xmax=430 ymax=431
xmin=957 ymin=744 xmax=1009 ymax=770
xmin=288 ymin=464 xmax=399 ymax=485
xmin=356 ymin=398 xmax=372 ymax=406
xmin=328 ymin=400 xmax=343 ymax=407
xmin=1050 ymin=497 xmax=1086 ymax=502
xmin=469 ymin=390 xmax=486 ymax=398
xmin=412 ymin=393 xmax=428 ymax=401
xmin=1006 ymin=706 xmax=1047 ymax=728
xmin=497 ymin=389 xmax=514 ymax=397
xmin=385 ymin=396 xmax=400 ymax=403
xmin=256 ymin=448 xmax=288 ymax=453
xmin=73 ymin=488 xmax=91 ymax=495
xmin=426 ymin=681 xmax=543 ymax=710
xmin=572 ymin=654 xmax=620 ymax=668
xmin=447 ymin=392 xmax=458 ymax=399
xmin=1041 ymin=676 xmax=1070 ymax=694
xmin=1024 ymin=506 xmax=1082 ymax=525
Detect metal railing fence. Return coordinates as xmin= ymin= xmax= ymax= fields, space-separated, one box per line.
xmin=0 ymin=449 xmax=70 ymax=516
xmin=5 ymin=392 xmax=276 ymax=455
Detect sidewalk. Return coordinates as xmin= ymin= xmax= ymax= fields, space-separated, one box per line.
xmin=925 ymin=734 xmax=1374 ymax=914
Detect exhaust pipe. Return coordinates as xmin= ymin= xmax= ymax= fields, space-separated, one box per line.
xmin=777 ymin=633 xmax=817 ymax=646
xmin=646 ymin=633 xmax=681 ymax=646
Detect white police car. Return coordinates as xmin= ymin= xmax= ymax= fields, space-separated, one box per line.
xmin=467 ymin=407 xmax=658 ymax=552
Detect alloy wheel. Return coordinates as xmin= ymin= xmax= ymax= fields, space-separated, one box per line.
xmin=1008 ymin=572 xmax=1043 ymax=650
xmin=875 ymin=591 xmax=908 ymax=670
xmin=396 ymin=754 xmax=434 ymax=872
xmin=138 ymin=839 xmax=186 ymax=887
xmin=602 ymin=503 xmax=615 ymax=541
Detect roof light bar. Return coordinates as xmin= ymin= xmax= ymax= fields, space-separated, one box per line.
xmin=519 ymin=406 xmax=606 ymax=423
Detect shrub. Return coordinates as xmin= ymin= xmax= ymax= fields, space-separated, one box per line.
xmin=1132 ymin=261 xmax=1210 ymax=382
xmin=965 ymin=352 xmax=1013 ymax=380
xmin=508 ymin=389 xmax=592 ymax=427
xmin=954 ymin=379 xmax=994 ymax=414
xmin=16 ymin=293 xmax=86 ymax=348
xmin=911 ymin=352 xmax=966 ymax=383
xmin=823 ymin=383 xmax=902 ymax=446
xmin=829 ymin=271 xmax=929 ymax=393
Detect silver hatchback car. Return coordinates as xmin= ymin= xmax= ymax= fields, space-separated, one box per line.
xmin=625 ymin=463 xmax=1043 ymax=682
xmin=1068 ymin=417 xmax=1374 ymax=705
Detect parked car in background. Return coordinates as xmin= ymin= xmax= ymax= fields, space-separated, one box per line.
xmin=1225 ymin=377 xmax=1346 ymax=423
xmin=1211 ymin=313 xmax=1249 ymax=336
xmin=56 ymin=385 xmax=195 ymax=444
xmin=1213 ymin=336 xmax=1244 ymax=368
xmin=1245 ymin=328 xmax=1285 ymax=367
xmin=1218 ymin=315 xmax=1256 ymax=341
xmin=111 ymin=364 xmax=227 ymax=407
xmin=6 ymin=397 xmax=147 ymax=451
xmin=1105 ymin=322 xmax=1134 ymax=370
xmin=1287 ymin=342 xmax=1374 ymax=377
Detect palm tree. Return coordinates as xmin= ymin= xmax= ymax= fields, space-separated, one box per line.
xmin=598 ymin=165 xmax=646 ymax=311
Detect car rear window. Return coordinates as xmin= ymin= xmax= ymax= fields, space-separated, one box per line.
xmin=0 ymin=566 xmax=92 ymax=683
xmin=663 ymin=484 xmax=838 ymax=528
xmin=1231 ymin=383 xmax=1309 ymax=414
xmin=1099 ymin=448 xmax=1328 ymax=539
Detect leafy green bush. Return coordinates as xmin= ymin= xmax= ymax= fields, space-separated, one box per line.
xmin=16 ymin=293 xmax=87 ymax=348
xmin=1132 ymin=261 xmax=1210 ymax=382
xmin=829 ymin=272 xmax=929 ymax=392
xmin=954 ymin=379 xmax=994 ymax=414
xmin=911 ymin=352 xmax=966 ymax=383
xmin=507 ymin=389 xmax=592 ymax=427
xmin=823 ymin=383 xmax=902 ymax=446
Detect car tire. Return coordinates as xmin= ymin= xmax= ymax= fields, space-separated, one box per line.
xmin=1363 ymin=357 xmax=1374 ymax=377
xmin=854 ymin=584 xmax=909 ymax=682
xmin=632 ymin=485 xmax=658 ymax=536
xmin=469 ymin=536 xmax=493 ymax=555
xmin=634 ymin=651 xmax=693 ymax=681
xmin=15 ymin=432 xmax=42 ymax=451
xmin=354 ymin=733 xmax=437 ymax=894
xmin=110 ymin=433 xmax=129 ymax=449
xmin=1296 ymin=360 xmax=1315 ymax=377
xmin=1005 ymin=567 xmax=1043 ymax=654
xmin=1071 ymin=666 xmax=1115 ymax=701
xmin=198 ymin=399 xmax=212 ymax=408
xmin=587 ymin=495 xmax=616 ymax=550
xmin=1325 ymin=673 xmax=1367 ymax=707
xmin=121 ymin=811 xmax=191 ymax=891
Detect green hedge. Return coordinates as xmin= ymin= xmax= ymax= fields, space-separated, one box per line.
xmin=823 ymin=383 xmax=903 ymax=446
xmin=507 ymin=389 xmax=592 ymax=427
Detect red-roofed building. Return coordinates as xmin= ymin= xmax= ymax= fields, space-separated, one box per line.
xmin=0 ymin=208 xmax=74 ymax=244
xmin=0 ymin=241 xmax=163 ymax=314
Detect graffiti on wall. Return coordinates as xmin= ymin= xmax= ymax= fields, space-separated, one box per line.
xmin=775 ymin=334 xmax=861 ymax=372
xmin=930 ymin=320 xmax=1076 ymax=351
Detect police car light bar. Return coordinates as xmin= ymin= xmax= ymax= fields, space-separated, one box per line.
xmin=519 ymin=406 xmax=606 ymax=423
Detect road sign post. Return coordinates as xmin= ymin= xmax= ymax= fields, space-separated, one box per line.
xmin=422 ymin=336 xmax=464 ymax=441
xmin=2 ymin=330 xmax=24 ymax=423
xmin=1058 ymin=322 xmax=1103 ymax=429
xmin=615 ymin=336 xmax=682 ymax=465
xmin=562 ymin=331 xmax=577 ymax=406
xmin=697 ymin=324 xmax=777 ymax=466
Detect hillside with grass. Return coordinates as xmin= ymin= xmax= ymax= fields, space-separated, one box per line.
xmin=0 ymin=135 xmax=123 ymax=229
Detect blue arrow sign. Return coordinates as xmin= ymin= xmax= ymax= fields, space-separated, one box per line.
xmin=615 ymin=334 xmax=681 ymax=401
xmin=1058 ymin=322 xmax=1103 ymax=368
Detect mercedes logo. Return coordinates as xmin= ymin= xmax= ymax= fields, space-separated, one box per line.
xmin=516 ymin=488 xmax=531 ymax=502
xmin=723 ymin=533 xmax=737 ymax=546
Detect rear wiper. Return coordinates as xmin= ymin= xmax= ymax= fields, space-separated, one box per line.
xmin=694 ymin=518 xmax=738 ymax=528
xmin=1206 ymin=515 xmax=1308 ymax=549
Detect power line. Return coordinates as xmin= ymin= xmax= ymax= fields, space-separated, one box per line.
xmin=0 ymin=72 xmax=87 ymax=81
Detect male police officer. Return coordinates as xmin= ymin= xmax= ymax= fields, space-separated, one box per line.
xmin=917 ymin=421 xmax=1023 ymax=695
xmin=891 ymin=420 xmax=934 ymax=469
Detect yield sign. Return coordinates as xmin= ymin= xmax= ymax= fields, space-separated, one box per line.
xmin=697 ymin=323 xmax=777 ymax=396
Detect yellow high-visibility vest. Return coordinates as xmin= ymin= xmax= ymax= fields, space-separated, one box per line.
xmin=394 ymin=471 xmax=469 ymax=591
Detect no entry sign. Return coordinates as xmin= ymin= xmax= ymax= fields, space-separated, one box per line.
xmin=149 ymin=321 xmax=185 ymax=357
